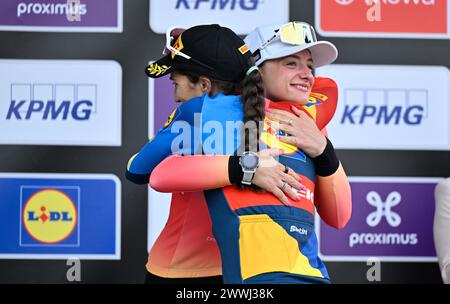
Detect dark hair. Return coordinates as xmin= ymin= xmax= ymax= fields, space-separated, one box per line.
xmin=240 ymin=58 xmax=265 ymax=153
xmin=177 ymin=60 xmax=265 ymax=153
xmin=177 ymin=70 xmax=242 ymax=96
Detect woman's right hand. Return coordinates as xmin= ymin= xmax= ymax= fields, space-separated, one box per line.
xmin=251 ymin=148 xmax=306 ymax=205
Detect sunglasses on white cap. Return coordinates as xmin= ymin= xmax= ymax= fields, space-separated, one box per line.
xmin=258 ymin=22 xmax=318 ymax=51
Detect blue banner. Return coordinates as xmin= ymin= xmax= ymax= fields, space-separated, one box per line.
xmin=0 ymin=173 xmax=120 ymax=259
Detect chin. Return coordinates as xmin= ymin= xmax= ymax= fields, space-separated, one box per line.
xmin=289 ymin=94 xmax=309 ymax=105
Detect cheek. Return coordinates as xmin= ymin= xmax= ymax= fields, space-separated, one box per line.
xmin=174 ymin=85 xmax=186 ymax=101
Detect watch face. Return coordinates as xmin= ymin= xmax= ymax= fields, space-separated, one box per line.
xmin=243 ymin=154 xmax=258 ymax=169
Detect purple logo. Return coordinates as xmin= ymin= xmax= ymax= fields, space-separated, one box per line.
xmin=0 ymin=0 xmax=122 ymax=32
xmin=365 ymin=191 xmax=402 ymax=228
xmin=316 ymin=177 xmax=441 ymax=262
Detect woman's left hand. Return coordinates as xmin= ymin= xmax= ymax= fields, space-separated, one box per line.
xmin=267 ymin=106 xmax=327 ymax=158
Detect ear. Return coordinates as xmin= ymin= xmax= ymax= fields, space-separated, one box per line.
xmin=198 ymin=76 xmax=212 ymax=93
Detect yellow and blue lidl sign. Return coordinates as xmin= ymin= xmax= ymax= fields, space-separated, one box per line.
xmin=0 ymin=173 xmax=120 ymax=260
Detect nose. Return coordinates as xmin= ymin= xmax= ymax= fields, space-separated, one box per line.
xmin=297 ymin=67 xmax=313 ymax=82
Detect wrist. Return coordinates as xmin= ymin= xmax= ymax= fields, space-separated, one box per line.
xmin=312 ymin=137 xmax=340 ymax=177
xmin=239 ymin=151 xmax=260 ymax=185
xmin=312 ymin=135 xmax=327 ymax=158
xmin=228 ymin=156 xmax=243 ymax=184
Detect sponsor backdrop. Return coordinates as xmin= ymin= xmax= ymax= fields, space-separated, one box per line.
xmin=0 ymin=0 xmax=449 ymax=283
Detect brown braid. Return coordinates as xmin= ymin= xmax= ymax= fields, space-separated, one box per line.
xmin=240 ymin=58 xmax=265 ymax=153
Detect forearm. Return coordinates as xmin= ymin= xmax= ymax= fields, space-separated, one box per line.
xmin=313 ymin=137 xmax=352 ymax=229
xmin=126 ymin=141 xmax=166 ymax=184
xmin=315 ymin=163 xmax=352 ymax=229
xmin=150 ymin=155 xmax=236 ymax=192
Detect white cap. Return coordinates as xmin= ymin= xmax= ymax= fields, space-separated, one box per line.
xmin=244 ymin=22 xmax=338 ymax=68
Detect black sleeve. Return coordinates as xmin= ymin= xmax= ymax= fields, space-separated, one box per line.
xmin=228 ymin=156 xmax=244 ymax=184
xmin=312 ymin=137 xmax=340 ymax=177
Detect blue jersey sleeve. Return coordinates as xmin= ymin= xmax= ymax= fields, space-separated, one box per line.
xmin=126 ymin=95 xmax=204 ymax=184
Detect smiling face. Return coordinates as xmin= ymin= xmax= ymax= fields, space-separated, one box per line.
xmin=170 ymin=71 xmax=204 ymax=103
xmin=259 ymin=49 xmax=315 ymax=105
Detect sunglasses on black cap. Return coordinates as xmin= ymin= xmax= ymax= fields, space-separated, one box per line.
xmin=163 ymin=26 xmax=215 ymax=72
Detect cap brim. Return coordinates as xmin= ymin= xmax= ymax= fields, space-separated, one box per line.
xmin=257 ymin=41 xmax=338 ymax=68
xmin=307 ymin=41 xmax=338 ymax=68
xmin=145 ymin=54 xmax=174 ymax=78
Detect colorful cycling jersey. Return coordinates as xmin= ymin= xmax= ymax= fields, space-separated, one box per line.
xmin=127 ymin=77 xmax=341 ymax=282
xmin=199 ymin=92 xmax=330 ymax=284
xmin=127 ymin=95 xmax=222 ymax=278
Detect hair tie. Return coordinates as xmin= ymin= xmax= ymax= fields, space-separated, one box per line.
xmin=246 ymin=66 xmax=259 ymax=76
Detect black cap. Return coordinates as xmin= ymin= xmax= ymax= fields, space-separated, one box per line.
xmin=146 ymin=24 xmax=252 ymax=82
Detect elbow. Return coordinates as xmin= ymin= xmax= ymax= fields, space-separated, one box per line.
xmin=149 ymin=172 xmax=166 ymax=192
xmin=149 ymin=169 xmax=174 ymax=193
xmin=334 ymin=194 xmax=353 ymax=229
xmin=320 ymin=206 xmax=351 ymax=230
xmin=335 ymin=207 xmax=352 ymax=230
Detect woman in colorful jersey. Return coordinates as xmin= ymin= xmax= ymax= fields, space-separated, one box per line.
xmin=127 ymin=24 xmax=300 ymax=283
xmin=149 ymin=22 xmax=352 ymax=284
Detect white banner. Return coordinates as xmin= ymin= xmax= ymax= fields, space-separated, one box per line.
xmin=316 ymin=64 xmax=450 ymax=150
xmin=0 ymin=59 xmax=122 ymax=146
xmin=149 ymin=0 xmax=289 ymax=35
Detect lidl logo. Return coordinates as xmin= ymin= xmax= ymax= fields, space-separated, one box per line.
xmin=21 ymin=187 xmax=79 ymax=246
xmin=0 ymin=174 xmax=120 ymax=259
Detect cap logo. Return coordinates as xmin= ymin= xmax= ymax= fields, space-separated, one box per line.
xmin=147 ymin=63 xmax=171 ymax=77
xmin=171 ymin=33 xmax=184 ymax=59
xmin=239 ymin=43 xmax=250 ymax=55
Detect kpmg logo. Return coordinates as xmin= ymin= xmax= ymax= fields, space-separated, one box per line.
xmin=0 ymin=59 xmax=121 ymax=146
xmin=150 ymin=0 xmax=288 ymax=35
xmin=341 ymin=88 xmax=426 ymax=125
xmin=366 ymin=191 xmax=401 ymax=227
xmin=6 ymin=83 xmax=96 ymax=121
xmin=175 ymin=0 xmax=261 ymax=10
xmin=315 ymin=65 xmax=449 ymax=150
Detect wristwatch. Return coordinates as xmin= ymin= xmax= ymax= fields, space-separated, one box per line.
xmin=239 ymin=151 xmax=260 ymax=185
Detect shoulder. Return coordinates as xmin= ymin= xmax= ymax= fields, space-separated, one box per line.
xmin=178 ymin=94 xmax=207 ymax=113
xmin=309 ymin=77 xmax=338 ymax=130
xmin=164 ymin=95 xmax=206 ymax=127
